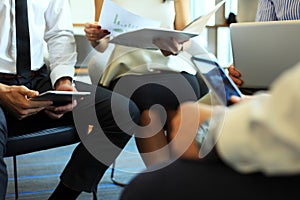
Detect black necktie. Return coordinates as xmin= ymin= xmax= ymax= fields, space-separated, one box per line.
xmin=15 ymin=0 xmax=31 ymax=78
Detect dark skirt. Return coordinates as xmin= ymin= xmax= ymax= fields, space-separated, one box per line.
xmin=109 ymin=72 xmax=203 ymax=111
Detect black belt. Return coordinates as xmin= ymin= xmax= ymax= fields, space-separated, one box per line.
xmin=0 ymin=71 xmax=39 ymax=79
xmin=0 ymin=65 xmax=47 ymax=79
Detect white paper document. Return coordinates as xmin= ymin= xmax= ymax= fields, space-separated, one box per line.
xmin=110 ymin=28 xmax=198 ymax=50
xmin=99 ymin=0 xmax=161 ymax=37
xmin=99 ymin=0 xmax=227 ymax=49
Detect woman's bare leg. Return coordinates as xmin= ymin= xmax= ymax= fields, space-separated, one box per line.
xmin=135 ymin=109 xmax=170 ymax=167
xmin=168 ymin=103 xmax=202 ymax=160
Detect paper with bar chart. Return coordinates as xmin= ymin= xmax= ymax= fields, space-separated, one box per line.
xmin=98 ymin=0 xmax=161 ymax=37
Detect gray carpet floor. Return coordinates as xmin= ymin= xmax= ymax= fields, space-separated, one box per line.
xmin=4 ymin=138 xmax=146 ymax=200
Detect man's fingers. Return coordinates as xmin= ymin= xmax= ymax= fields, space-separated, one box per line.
xmin=28 ymin=99 xmax=53 ymax=108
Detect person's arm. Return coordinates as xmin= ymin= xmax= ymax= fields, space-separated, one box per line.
xmin=152 ymin=0 xmax=191 ymax=56
xmin=255 ymin=0 xmax=277 ymax=21
xmin=174 ymin=0 xmax=190 ymax=30
xmin=176 ymin=60 xmax=300 ymax=176
xmin=170 ymin=102 xmax=213 ymax=160
xmin=84 ymin=0 xmax=110 ymax=50
xmin=217 ymin=63 xmax=300 ymax=175
xmin=94 ymin=0 xmax=104 ymax=22
xmin=43 ymin=1 xmax=79 ymax=118
xmin=0 ymin=83 xmax=52 ymax=120
xmin=44 ymin=0 xmax=76 ymax=88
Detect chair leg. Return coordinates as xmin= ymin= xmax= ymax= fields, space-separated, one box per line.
xmin=92 ymin=190 xmax=98 ymax=200
xmin=110 ymin=161 xmax=127 ymax=187
xmin=13 ymin=156 xmax=19 ymax=199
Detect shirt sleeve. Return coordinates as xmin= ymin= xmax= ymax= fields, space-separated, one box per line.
xmin=255 ymin=0 xmax=277 ymax=21
xmin=44 ymin=0 xmax=77 ymax=87
xmin=257 ymin=0 xmax=300 ymax=21
xmin=216 ymin=62 xmax=300 ymax=175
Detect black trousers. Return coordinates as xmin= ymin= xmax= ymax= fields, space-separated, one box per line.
xmin=120 ymin=150 xmax=300 ymax=200
xmin=0 ymin=69 xmax=140 ymax=198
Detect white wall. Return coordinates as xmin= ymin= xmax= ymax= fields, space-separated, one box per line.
xmin=69 ymin=0 xmax=95 ymax=35
xmin=69 ymin=0 xmax=259 ymax=24
xmin=69 ymin=0 xmax=95 ymax=24
xmin=237 ymin=0 xmax=258 ymax=22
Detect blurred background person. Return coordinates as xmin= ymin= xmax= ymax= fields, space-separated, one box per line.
xmin=121 ymin=60 xmax=300 ymax=200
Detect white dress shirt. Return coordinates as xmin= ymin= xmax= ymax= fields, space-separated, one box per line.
xmin=0 ymin=0 xmax=77 ymax=86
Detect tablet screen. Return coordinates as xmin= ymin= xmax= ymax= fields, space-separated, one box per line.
xmin=192 ymin=56 xmax=242 ymax=106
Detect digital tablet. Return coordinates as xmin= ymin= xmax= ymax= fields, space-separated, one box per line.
xmin=31 ymin=91 xmax=91 ymax=106
xmin=191 ymin=56 xmax=242 ymax=106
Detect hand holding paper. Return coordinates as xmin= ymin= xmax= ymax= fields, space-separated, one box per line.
xmin=153 ymin=37 xmax=188 ymax=56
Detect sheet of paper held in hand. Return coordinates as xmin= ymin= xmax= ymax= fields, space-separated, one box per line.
xmin=98 ymin=0 xmax=227 ymax=50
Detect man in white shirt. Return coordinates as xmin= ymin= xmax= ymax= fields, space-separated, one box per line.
xmin=0 ymin=1 xmax=140 ymax=199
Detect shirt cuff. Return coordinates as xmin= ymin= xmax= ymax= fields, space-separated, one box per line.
xmin=50 ymin=65 xmax=75 ymax=88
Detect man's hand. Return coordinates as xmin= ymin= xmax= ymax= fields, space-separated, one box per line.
xmin=0 ymin=84 xmax=52 ymax=120
xmin=44 ymin=77 xmax=77 ymax=119
xmin=228 ymin=64 xmax=243 ymax=87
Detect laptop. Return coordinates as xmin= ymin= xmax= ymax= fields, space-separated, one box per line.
xmin=230 ymin=20 xmax=300 ymax=90
xmin=191 ymin=55 xmax=242 ymax=106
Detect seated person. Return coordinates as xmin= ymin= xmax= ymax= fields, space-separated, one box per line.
xmin=84 ymin=0 xmax=208 ymax=167
xmin=120 ymin=61 xmax=300 ymax=199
